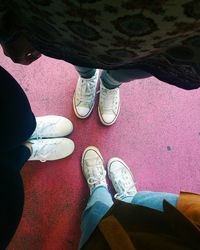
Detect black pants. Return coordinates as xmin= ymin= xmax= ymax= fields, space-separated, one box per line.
xmin=0 ymin=66 xmax=36 ymax=249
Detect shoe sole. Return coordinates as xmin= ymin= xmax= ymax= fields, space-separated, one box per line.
xmin=73 ymin=94 xmax=96 ymax=119
xmin=81 ymin=146 xmax=104 ymax=174
xmin=98 ymin=102 xmax=120 ymax=126
xmin=107 ymin=157 xmax=134 ymax=182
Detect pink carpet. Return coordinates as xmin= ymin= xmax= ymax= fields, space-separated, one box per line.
xmin=1 ymin=49 xmax=200 ymax=250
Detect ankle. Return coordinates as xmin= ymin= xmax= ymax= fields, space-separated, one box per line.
xmin=91 ymin=184 xmax=108 ymax=195
xmin=100 ymin=72 xmax=121 ymax=89
xmin=23 ymin=141 xmax=33 ymax=154
xmin=115 ymin=194 xmax=135 ymax=203
xmin=80 ymin=69 xmax=96 ymax=79
xmin=101 ymin=79 xmax=114 ymax=90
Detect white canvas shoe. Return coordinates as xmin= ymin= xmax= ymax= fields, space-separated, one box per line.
xmin=82 ymin=146 xmax=107 ymax=194
xmin=30 ymin=115 xmax=73 ymax=139
xmin=108 ymin=157 xmax=137 ymax=200
xmin=73 ymin=70 xmax=99 ymax=118
xmin=98 ymin=80 xmax=120 ymax=126
xmin=28 ymin=138 xmax=75 ymax=161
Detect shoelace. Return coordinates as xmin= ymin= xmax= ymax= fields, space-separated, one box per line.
xmin=100 ymin=88 xmax=118 ymax=112
xmin=87 ymin=172 xmax=106 ymax=186
xmin=79 ymin=79 xmax=96 ymax=104
xmin=31 ymin=120 xmax=58 ymax=139
xmin=113 ymin=179 xmax=136 ymax=197
xmin=32 ymin=140 xmax=56 ymax=162
xmin=111 ymin=170 xmax=136 ymax=197
xmin=85 ymin=158 xmax=106 ymax=186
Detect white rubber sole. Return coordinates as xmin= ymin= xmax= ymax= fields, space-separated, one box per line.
xmin=98 ymin=103 xmax=120 ymax=126
xmin=73 ymin=94 xmax=96 ymax=119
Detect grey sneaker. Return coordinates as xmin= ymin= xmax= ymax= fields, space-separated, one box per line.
xmin=108 ymin=157 xmax=137 ymax=200
xmin=73 ymin=70 xmax=99 ymax=118
xmin=82 ymin=146 xmax=107 ymax=194
xmin=30 ymin=115 xmax=73 ymax=139
xmin=28 ymin=138 xmax=75 ymax=162
xmin=98 ymin=80 xmax=120 ymax=126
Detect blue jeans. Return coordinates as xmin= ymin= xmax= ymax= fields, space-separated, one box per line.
xmin=78 ymin=187 xmax=178 ymax=249
xmin=75 ymin=67 xmax=151 ymax=89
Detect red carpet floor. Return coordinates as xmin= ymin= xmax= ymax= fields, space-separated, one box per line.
xmin=1 ymin=49 xmax=200 ymax=250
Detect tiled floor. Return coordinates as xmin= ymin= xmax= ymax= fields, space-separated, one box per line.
xmin=1 ymin=49 xmax=200 ymax=250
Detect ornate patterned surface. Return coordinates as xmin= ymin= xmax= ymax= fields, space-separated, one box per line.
xmin=0 ymin=0 xmax=200 ymax=89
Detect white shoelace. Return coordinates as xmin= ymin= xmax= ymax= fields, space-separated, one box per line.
xmin=79 ymin=79 xmax=96 ymax=105
xmin=100 ymin=87 xmax=118 ymax=112
xmin=87 ymin=173 xmax=106 ymax=186
xmin=31 ymin=140 xmax=56 ymax=162
xmin=31 ymin=120 xmax=58 ymax=139
xmin=111 ymin=170 xmax=136 ymax=197
xmin=84 ymin=157 xmax=106 ymax=189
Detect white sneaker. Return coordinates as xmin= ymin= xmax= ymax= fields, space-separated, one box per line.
xmin=28 ymin=138 xmax=75 ymax=161
xmin=73 ymin=70 xmax=99 ymax=118
xmin=30 ymin=115 xmax=73 ymax=139
xmin=82 ymin=146 xmax=107 ymax=194
xmin=108 ymin=157 xmax=137 ymax=200
xmin=98 ymin=80 xmax=120 ymax=126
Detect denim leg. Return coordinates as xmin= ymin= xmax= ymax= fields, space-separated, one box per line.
xmin=121 ymin=191 xmax=179 ymax=212
xmin=75 ymin=66 xmax=96 ymax=79
xmin=78 ymin=187 xmax=113 ymax=249
xmin=79 ymin=190 xmax=178 ymax=248
xmin=101 ymin=69 xmax=152 ymax=89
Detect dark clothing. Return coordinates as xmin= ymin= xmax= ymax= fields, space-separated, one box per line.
xmin=0 ymin=66 xmax=36 ymax=152
xmin=0 ymin=66 xmax=36 ymax=249
xmin=1 ymin=1 xmax=200 ymax=90
xmin=0 ymin=146 xmax=31 ymax=250
xmin=83 ymin=192 xmax=200 ymax=250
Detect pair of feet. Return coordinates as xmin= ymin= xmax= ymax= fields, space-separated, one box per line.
xmin=73 ymin=70 xmax=120 ymax=126
xmin=27 ymin=118 xmax=136 ymax=199
xmin=82 ymin=146 xmax=137 ymax=200
xmin=26 ymin=116 xmax=75 ymax=161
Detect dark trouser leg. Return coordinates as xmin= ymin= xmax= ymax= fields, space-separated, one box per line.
xmin=0 ymin=66 xmax=36 ymax=249
xmin=0 ymin=66 xmax=36 ymax=152
xmin=74 ymin=66 xmax=96 ymax=79
xmin=0 ymin=146 xmax=31 ymax=250
xmin=101 ymin=68 xmax=152 ymax=89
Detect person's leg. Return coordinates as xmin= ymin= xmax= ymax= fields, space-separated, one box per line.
xmin=101 ymin=69 xmax=152 ymax=89
xmin=0 ymin=66 xmax=75 ymax=249
xmin=98 ymin=69 xmax=152 ymax=126
xmin=0 ymin=145 xmax=31 ymax=249
xmin=79 ymin=187 xmax=113 ymax=249
xmin=73 ymin=66 xmax=99 ymax=118
xmin=128 ymin=191 xmax=178 ymax=211
xmin=107 ymin=157 xmax=179 ymax=212
xmin=75 ymin=66 xmax=96 ymax=79
xmin=78 ymin=146 xmax=113 ymax=249
xmin=0 ymin=66 xmax=36 ymax=152
xmin=0 ymin=66 xmax=36 ymax=249
xmin=0 ymin=138 xmax=74 ymax=249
